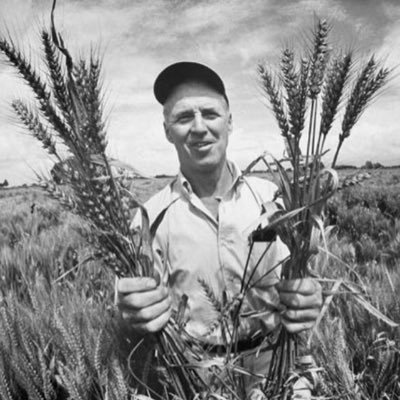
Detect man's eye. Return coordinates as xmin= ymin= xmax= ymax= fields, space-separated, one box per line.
xmin=177 ymin=115 xmax=192 ymax=123
xmin=203 ymin=111 xmax=218 ymax=119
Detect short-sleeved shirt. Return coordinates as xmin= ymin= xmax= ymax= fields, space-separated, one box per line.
xmin=140 ymin=161 xmax=289 ymax=341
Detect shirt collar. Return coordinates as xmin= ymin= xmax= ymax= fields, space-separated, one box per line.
xmin=175 ymin=160 xmax=243 ymax=198
xmin=227 ymin=160 xmax=243 ymax=187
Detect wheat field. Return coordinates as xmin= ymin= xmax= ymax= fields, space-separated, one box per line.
xmin=0 ymin=168 xmax=398 ymax=399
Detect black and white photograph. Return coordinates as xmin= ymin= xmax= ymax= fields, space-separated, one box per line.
xmin=0 ymin=1 xmax=399 ymax=399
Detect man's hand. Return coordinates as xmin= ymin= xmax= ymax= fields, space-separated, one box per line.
xmin=117 ymin=277 xmax=172 ymax=334
xmin=276 ymin=278 xmax=322 ymax=334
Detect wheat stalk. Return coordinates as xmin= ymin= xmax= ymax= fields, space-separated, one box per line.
xmin=12 ymin=100 xmax=59 ymax=157
xmin=0 ymin=3 xmax=208 ymax=398
xmin=319 ymin=53 xmax=352 ymax=153
xmin=253 ymin=18 xmax=391 ymax=399
xmin=331 ymin=57 xmax=391 ymax=167
xmin=308 ymin=19 xmax=330 ymax=100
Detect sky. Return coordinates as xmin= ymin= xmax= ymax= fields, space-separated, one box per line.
xmin=0 ymin=0 xmax=399 ymax=185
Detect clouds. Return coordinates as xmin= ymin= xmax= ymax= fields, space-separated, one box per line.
xmin=0 ymin=0 xmax=399 ymax=185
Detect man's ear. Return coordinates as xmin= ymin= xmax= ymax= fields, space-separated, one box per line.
xmin=228 ymin=113 xmax=233 ymax=136
xmin=164 ymin=122 xmax=174 ymax=144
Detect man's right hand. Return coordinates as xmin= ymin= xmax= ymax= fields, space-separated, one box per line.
xmin=117 ymin=277 xmax=172 ymax=334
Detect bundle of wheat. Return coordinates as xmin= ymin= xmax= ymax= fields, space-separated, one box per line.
xmin=0 ymin=2 xmax=209 ymax=398
xmin=245 ymin=19 xmax=392 ymax=399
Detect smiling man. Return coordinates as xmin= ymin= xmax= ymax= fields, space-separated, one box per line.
xmin=162 ymin=77 xmax=233 ymax=221
xmin=117 ymin=62 xmax=322 ymax=395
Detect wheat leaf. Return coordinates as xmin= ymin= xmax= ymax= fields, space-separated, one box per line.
xmin=341 ymin=282 xmax=399 ymax=328
xmin=307 ymin=279 xmax=343 ymax=348
xmin=243 ymin=206 xmax=306 ymax=238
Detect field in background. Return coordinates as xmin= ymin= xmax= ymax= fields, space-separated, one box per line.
xmin=0 ymin=167 xmax=399 ymax=398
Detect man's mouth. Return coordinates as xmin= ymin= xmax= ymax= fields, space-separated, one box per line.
xmin=189 ymin=141 xmax=213 ymax=149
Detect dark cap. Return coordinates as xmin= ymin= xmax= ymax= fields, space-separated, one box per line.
xmin=153 ymin=61 xmax=228 ymax=105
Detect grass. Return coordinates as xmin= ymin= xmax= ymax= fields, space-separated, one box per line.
xmin=0 ymin=169 xmax=398 ymax=399
xmin=311 ymin=169 xmax=400 ymax=399
xmin=0 ymin=186 xmax=114 ymax=302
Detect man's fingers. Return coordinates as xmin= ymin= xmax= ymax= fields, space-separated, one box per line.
xmin=282 ymin=307 xmax=320 ymax=323
xmin=130 ymin=307 xmax=172 ymax=334
xmin=121 ymin=296 xmax=171 ymax=323
xmin=277 ymin=278 xmax=322 ymax=310
xmin=117 ymin=277 xmax=157 ymax=294
xmin=276 ymin=278 xmax=320 ymax=295
xmin=279 ymin=289 xmax=322 ymax=310
xmin=116 ymin=276 xmax=172 ymax=335
xmin=281 ymin=319 xmax=316 ymax=334
xmin=277 ymin=279 xmax=322 ymax=334
xmin=118 ymin=285 xmax=170 ymax=310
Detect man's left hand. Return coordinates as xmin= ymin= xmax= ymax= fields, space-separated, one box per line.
xmin=276 ymin=278 xmax=322 ymax=334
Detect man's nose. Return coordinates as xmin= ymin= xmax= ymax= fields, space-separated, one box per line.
xmin=190 ymin=113 xmax=207 ymax=135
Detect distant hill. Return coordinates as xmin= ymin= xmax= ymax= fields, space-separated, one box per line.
xmin=50 ymin=156 xmax=149 ymax=184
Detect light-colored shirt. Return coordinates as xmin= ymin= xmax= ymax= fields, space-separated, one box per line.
xmin=139 ymin=161 xmax=289 ymax=340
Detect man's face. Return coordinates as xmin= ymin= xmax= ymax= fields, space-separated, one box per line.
xmin=163 ymin=81 xmax=232 ymax=175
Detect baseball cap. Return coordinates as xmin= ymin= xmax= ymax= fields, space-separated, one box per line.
xmin=153 ymin=61 xmax=228 ymax=105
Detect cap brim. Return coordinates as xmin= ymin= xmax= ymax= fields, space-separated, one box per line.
xmin=153 ymin=61 xmax=227 ymax=105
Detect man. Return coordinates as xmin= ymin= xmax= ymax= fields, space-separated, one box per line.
xmin=117 ymin=62 xmax=322 ymax=394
